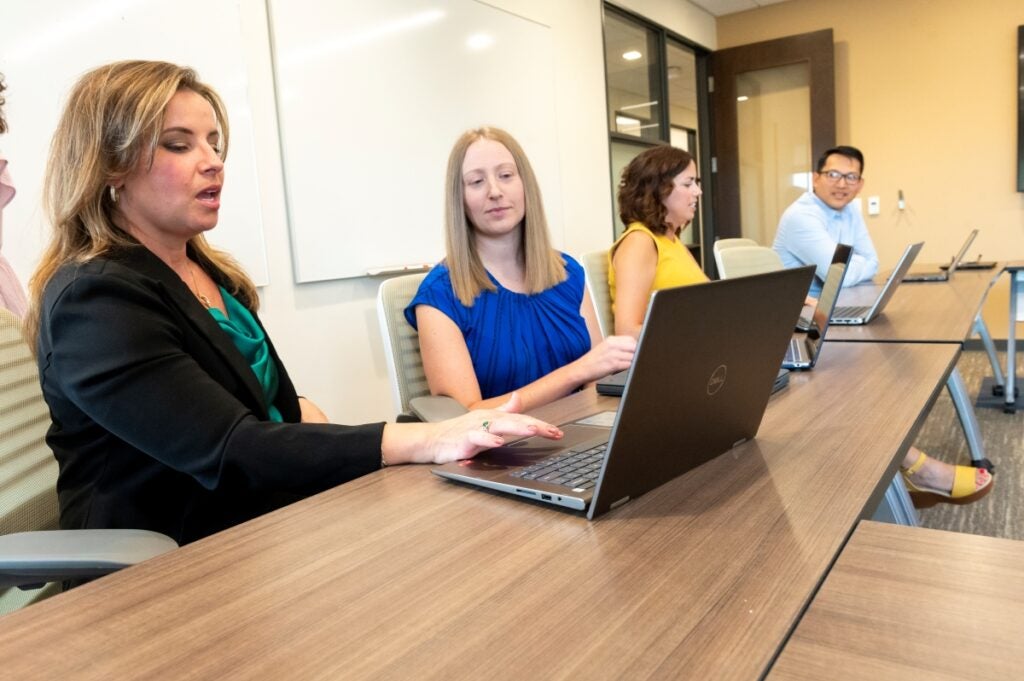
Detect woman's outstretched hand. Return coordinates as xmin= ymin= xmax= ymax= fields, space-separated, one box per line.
xmin=381 ymin=392 xmax=563 ymax=466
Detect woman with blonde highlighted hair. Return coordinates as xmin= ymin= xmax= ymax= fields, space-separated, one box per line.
xmin=29 ymin=63 xmax=562 ymax=550
xmin=406 ymin=127 xmax=636 ymax=411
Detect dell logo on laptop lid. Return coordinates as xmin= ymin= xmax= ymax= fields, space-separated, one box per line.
xmin=707 ymin=364 xmax=727 ymax=395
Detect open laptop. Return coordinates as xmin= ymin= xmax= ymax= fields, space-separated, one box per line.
xmin=783 ymin=244 xmax=853 ymax=369
xmin=432 ymin=266 xmax=815 ymax=519
xmin=903 ymin=229 xmax=978 ymax=282
xmin=795 ymin=243 xmax=854 ymax=332
xmin=948 ymin=255 xmax=996 ymax=271
xmin=830 ymin=241 xmax=923 ymax=325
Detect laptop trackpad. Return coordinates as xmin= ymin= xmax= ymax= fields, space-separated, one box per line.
xmin=462 ymin=423 xmax=610 ymax=470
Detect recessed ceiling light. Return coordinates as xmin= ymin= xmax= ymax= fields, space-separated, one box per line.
xmin=622 ymin=50 xmax=642 ymax=61
xmin=736 ymin=95 xmax=749 ymax=102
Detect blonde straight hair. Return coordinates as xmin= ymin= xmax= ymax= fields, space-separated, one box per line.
xmin=444 ymin=127 xmax=566 ymax=306
xmin=25 ymin=60 xmax=257 ymax=348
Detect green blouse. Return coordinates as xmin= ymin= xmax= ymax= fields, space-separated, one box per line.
xmin=207 ymin=288 xmax=283 ymax=422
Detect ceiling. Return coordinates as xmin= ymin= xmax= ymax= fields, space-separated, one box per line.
xmin=687 ymin=0 xmax=791 ymax=17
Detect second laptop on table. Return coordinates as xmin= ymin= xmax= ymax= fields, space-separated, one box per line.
xmin=784 ymin=243 xmax=853 ymax=369
xmin=830 ymin=241 xmax=924 ymax=325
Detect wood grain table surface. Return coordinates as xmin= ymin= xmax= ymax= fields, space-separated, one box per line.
xmin=768 ymin=520 xmax=1024 ymax=680
xmin=0 ymin=344 xmax=959 ymax=680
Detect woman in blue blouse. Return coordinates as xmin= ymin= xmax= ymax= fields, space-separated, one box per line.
xmin=406 ymin=127 xmax=635 ymax=410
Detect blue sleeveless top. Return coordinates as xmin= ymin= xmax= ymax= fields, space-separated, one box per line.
xmin=404 ymin=253 xmax=590 ymax=400
xmin=208 ymin=288 xmax=283 ymax=422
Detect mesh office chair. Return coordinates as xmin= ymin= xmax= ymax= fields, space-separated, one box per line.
xmin=579 ymin=250 xmax=614 ymax=338
xmin=0 ymin=309 xmax=177 ymax=613
xmin=715 ymin=245 xmax=785 ymax=279
xmin=712 ymin=238 xmax=759 ymax=277
xmin=376 ymin=274 xmax=467 ymax=422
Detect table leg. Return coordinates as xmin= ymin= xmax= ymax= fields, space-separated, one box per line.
xmin=874 ymin=475 xmax=919 ymax=526
xmin=1006 ymin=272 xmax=1020 ymax=413
xmin=974 ymin=315 xmax=1005 ymax=391
xmin=947 ymin=367 xmax=993 ymax=471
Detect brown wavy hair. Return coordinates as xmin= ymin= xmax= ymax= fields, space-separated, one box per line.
xmin=25 ymin=60 xmax=258 ymax=349
xmin=444 ymin=127 xmax=565 ymax=306
xmin=617 ymin=146 xmax=694 ymax=236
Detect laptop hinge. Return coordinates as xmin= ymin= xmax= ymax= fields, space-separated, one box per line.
xmin=609 ymin=496 xmax=631 ymax=511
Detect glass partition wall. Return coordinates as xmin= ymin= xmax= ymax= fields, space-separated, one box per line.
xmin=603 ymin=6 xmax=710 ymax=263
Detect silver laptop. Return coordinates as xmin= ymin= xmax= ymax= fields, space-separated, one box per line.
xmin=783 ymin=244 xmax=852 ymax=369
xmin=432 ymin=266 xmax=815 ymax=519
xmin=903 ymin=229 xmax=978 ymax=282
xmin=830 ymin=242 xmax=924 ymax=325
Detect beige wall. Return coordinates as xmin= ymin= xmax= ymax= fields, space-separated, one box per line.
xmin=718 ymin=0 xmax=1024 ymax=336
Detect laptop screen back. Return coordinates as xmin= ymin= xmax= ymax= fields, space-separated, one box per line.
xmin=866 ymin=241 xmax=924 ymax=318
xmin=806 ymin=243 xmax=853 ymax=357
xmin=947 ymin=229 xmax=979 ymax=275
xmin=587 ymin=266 xmax=815 ymax=518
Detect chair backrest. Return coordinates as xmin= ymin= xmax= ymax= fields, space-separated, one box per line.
xmin=376 ymin=272 xmax=430 ymax=417
xmin=712 ymin=237 xmax=759 ymax=275
xmin=0 ymin=309 xmax=61 ymax=613
xmin=579 ymin=250 xmax=614 ymax=338
xmin=716 ymin=246 xmax=785 ymax=280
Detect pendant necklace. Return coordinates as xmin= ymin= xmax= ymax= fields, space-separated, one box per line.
xmin=187 ymin=262 xmax=214 ymax=309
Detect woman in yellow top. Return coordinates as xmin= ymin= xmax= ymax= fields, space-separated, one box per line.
xmin=608 ymin=145 xmax=707 ymax=338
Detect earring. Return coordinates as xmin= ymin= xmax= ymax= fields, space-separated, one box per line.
xmin=109 ymin=185 xmax=119 ymax=203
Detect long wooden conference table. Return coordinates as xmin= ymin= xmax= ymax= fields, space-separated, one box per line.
xmin=0 ymin=342 xmax=959 ymax=679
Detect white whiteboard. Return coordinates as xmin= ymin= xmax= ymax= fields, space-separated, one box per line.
xmin=269 ymin=0 xmax=561 ymax=282
xmin=0 ymin=0 xmax=269 ymax=285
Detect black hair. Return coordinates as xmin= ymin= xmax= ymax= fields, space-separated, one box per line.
xmin=816 ymin=145 xmax=863 ymax=174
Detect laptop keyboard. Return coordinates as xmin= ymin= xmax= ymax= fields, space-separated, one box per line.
xmin=509 ymin=443 xmax=607 ymax=490
xmin=832 ymin=304 xmax=867 ymax=319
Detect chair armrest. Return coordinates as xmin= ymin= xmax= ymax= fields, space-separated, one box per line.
xmin=0 ymin=529 xmax=178 ymax=589
xmin=409 ymin=395 xmax=469 ymax=422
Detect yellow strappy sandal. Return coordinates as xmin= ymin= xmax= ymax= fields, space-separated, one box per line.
xmin=900 ymin=451 xmax=993 ymax=509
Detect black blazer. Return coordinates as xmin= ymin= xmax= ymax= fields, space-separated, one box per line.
xmin=37 ymin=245 xmax=384 ymax=544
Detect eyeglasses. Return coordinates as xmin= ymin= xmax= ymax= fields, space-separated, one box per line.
xmin=820 ymin=169 xmax=862 ymax=184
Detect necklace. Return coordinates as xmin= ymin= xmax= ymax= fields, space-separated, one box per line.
xmin=187 ymin=262 xmax=214 ymax=309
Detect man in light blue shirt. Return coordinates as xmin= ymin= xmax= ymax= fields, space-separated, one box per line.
xmin=773 ymin=146 xmax=878 ymax=297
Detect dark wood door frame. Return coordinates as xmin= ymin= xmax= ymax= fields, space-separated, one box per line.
xmin=710 ymin=29 xmax=835 ymax=240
